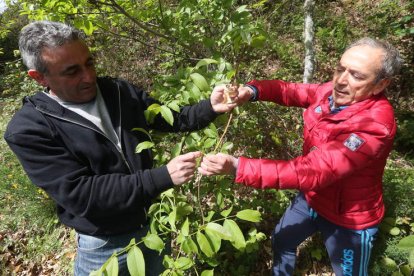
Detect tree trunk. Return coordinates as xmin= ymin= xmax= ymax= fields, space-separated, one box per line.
xmin=303 ymin=0 xmax=315 ymax=83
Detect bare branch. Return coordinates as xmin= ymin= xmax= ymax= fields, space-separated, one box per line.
xmin=93 ymin=22 xmax=176 ymax=55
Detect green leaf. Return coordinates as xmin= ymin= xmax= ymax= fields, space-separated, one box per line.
xmin=381 ymin=257 xmax=397 ymax=271
xmin=168 ymin=208 xmax=177 ymax=231
xmin=390 ymin=227 xmax=401 ymax=236
xmin=205 ymin=222 xmax=232 ymax=241
xmin=203 ymin=138 xmax=216 ymax=149
xmin=105 ymin=255 xmax=119 ymax=276
xmin=236 ymin=209 xmax=262 ymax=223
xmin=205 ymin=230 xmax=222 ymax=253
xmin=167 ymin=101 xmax=181 ymax=112
xmin=80 ymin=19 xmax=95 ymax=35
xmin=181 ymin=217 xmax=190 ymax=236
xmin=147 ymin=103 xmax=161 ymax=111
xmin=220 ymin=206 xmax=233 ymax=217
xmin=135 ymin=141 xmax=155 ymax=153
xmin=127 ymin=245 xmax=145 ymax=276
xmin=190 ymin=72 xmax=210 ymax=91
xmin=176 ymin=202 xmax=193 ymax=220
xmin=163 ymin=255 xmax=174 ymax=269
xmin=144 ymin=103 xmax=161 ymax=123
xmin=204 ymin=128 xmax=217 ymax=138
xmin=397 ymin=235 xmax=414 ymax=250
xmin=131 ymin=128 xmax=152 ymax=139
xmin=196 ymin=58 xmax=218 ymax=68
xmin=400 ymin=264 xmax=412 ymax=276
xmin=196 ymin=231 xmax=214 ymax=257
xmin=250 ymin=35 xmax=266 ymax=48
xmin=174 ymin=257 xmax=193 ymax=270
xmin=171 ymin=141 xmax=183 ymax=158
xmin=223 ymin=219 xmax=246 ymax=250
xmin=182 ymin=237 xmax=199 ymax=255
xmin=201 ymin=270 xmax=214 ymax=276
xmin=226 ymin=70 xmax=236 ymax=80
xmin=160 ymin=105 xmax=174 ymax=126
xmin=187 ymin=82 xmax=202 ymax=100
xmin=409 ymin=250 xmax=414 ymax=267
xmin=143 ymin=233 xmax=164 ymax=253
xmin=216 ymin=192 xmax=224 ymax=208
xmin=204 ymin=211 xmax=215 ymax=223
xmin=161 ymin=188 xmax=174 ymax=198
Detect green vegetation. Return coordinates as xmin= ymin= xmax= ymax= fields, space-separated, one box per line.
xmin=1 ymin=0 xmax=413 ymax=275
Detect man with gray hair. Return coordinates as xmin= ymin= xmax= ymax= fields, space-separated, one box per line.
xmin=4 ymin=20 xmax=237 ymax=275
xmin=199 ymin=37 xmax=403 ymax=275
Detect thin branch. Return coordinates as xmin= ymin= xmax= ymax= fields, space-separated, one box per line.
xmin=107 ymin=0 xmax=171 ymax=40
xmin=90 ymin=0 xmax=196 ymax=55
xmin=94 ymin=22 xmax=176 ymax=54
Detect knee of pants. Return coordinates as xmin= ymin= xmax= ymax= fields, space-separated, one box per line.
xmin=272 ymin=220 xmax=313 ymax=254
xmin=272 ymin=225 xmax=296 ymax=252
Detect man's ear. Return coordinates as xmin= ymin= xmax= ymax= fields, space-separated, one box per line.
xmin=28 ymin=69 xmax=48 ymax=87
xmin=373 ymin=78 xmax=391 ymax=95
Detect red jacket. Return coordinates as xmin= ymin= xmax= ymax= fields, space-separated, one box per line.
xmin=236 ymin=80 xmax=396 ymax=229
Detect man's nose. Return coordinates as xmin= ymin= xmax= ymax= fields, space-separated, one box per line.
xmin=336 ymin=71 xmax=348 ymax=84
xmin=82 ymin=67 xmax=96 ymax=82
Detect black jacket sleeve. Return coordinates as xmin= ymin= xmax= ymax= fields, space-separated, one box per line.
xmin=4 ymin=107 xmax=173 ymax=220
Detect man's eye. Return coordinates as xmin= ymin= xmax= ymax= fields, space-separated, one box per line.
xmin=352 ymin=74 xmax=363 ymax=80
xmin=65 ymin=70 xmax=77 ymax=76
xmin=62 ymin=68 xmax=80 ymax=76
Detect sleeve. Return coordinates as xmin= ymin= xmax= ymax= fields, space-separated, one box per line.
xmin=235 ymin=122 xmax=394 ymax=191
xmin=246 ymin=79 xmax=328 ymax=108
xmin=4 ymin=113 xmax=174 ymax=219
xmin=125 ymin=80 xmax=218 ymax=132
xmin=155 ymin=99 xmax=219 ymax=132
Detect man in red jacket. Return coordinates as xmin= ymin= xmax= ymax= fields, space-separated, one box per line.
xmin=198 ymin=37 xmax=402 ymax=275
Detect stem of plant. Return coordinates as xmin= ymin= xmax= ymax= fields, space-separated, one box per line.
xmin=196 ymin=111 xmax=234 ymax=225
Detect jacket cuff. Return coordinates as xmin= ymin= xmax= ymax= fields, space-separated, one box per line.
xmin=201 ymin=98 xmax=222 ymax=116
xmin=147 ymin=166 xmax=174 ymax=196
xmin=244 ymin=84 xmax=259 ymax=101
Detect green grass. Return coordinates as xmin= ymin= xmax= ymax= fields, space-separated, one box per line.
xmin=0 ymin=100 xmax=75 ymax=275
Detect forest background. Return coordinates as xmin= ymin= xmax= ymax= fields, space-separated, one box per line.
xmin=0 ymin=0 xmax=413 ymax=275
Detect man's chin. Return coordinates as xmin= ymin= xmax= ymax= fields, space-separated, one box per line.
xmin=73 ymin=90 xmax=97 ymax=103
xmin=332 ymin=95 xmax=350 ymax=107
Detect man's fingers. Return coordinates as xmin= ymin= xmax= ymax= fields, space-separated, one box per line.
xmin=178 ymin=151 xmax=202 ymax=162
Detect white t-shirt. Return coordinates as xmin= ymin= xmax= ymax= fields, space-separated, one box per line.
xmin=44 ymin=87 xmax=122 ymax=150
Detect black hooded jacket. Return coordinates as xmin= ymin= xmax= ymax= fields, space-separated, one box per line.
xmin=4 ymin=77 xmax=218 ymax=235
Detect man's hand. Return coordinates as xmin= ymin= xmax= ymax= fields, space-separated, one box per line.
xmin=167 ymin=151 xmax=202 ymax=185
xmin=235 ymin=85 xmax=255 ymax=105
xmin=198 ymin=153 xmax=238 ymax=176
xmin=210 ymin=84 xmax=238 ymax=113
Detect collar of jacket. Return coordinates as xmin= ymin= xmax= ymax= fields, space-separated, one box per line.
xmin=320 ymin=93 xmax=386 ymax=122
xmin=24 ymin=77 xmax=121 ymax=133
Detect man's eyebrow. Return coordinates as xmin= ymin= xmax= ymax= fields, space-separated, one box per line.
xmin=61 ymin=57 xmax=94 ymax=74
xmin=60 ymin=64 xmax=80 ymax=74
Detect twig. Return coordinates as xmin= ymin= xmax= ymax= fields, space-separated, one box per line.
xmin=196 ymin=111 xmax=234 ymax=224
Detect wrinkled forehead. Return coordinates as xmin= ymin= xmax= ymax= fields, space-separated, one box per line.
xmin=340 ymin=45 xmax=385 ymax=74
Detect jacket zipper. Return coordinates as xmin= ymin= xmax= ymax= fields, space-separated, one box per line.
xmin=35 ymin=107 xmax=133 ymax=173
xmin=114 ymin=82 xmax=148 ymax=222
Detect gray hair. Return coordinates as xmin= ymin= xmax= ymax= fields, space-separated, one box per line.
xmin=346 ymin=37 xmax=403 ymax=82
xmin=19 ymin=21 xmax=86 ymax=74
